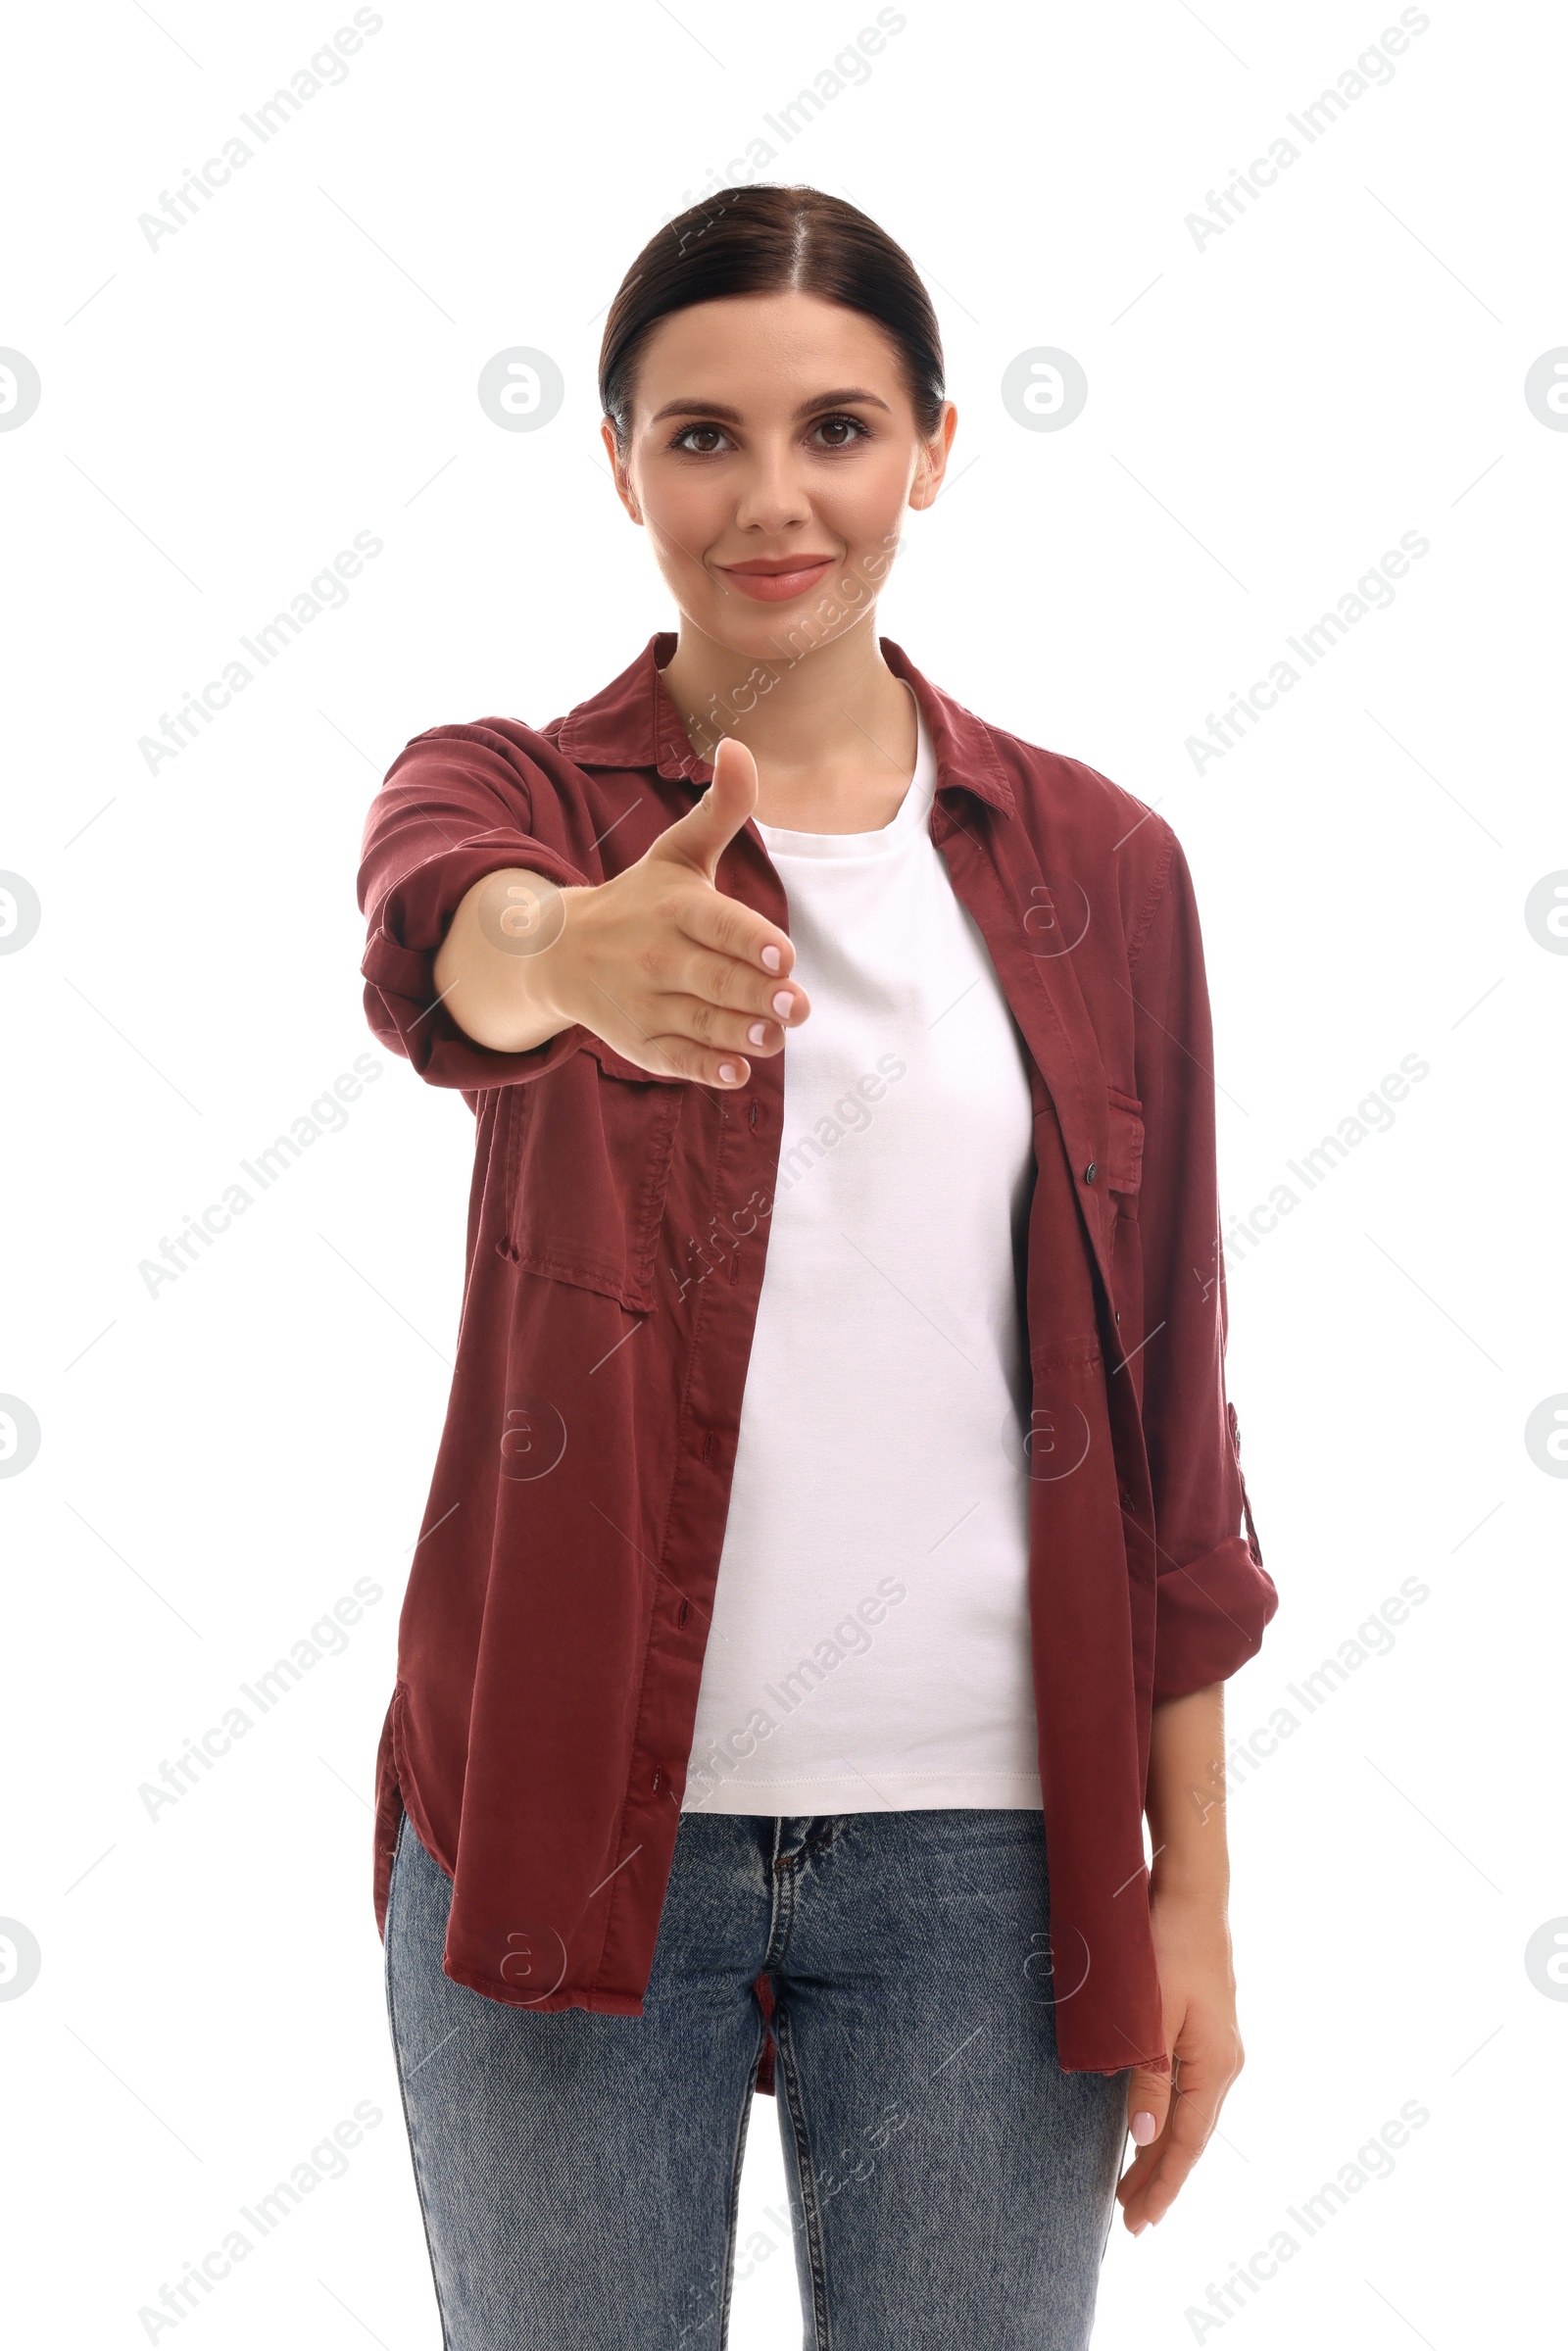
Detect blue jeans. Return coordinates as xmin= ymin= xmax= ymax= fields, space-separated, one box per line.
xmin=384 ymin=1806 xmax=1129 ymax=2348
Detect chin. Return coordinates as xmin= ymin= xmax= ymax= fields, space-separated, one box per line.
xmin=702 ymin=589 xmax=874 ymax=668
xmin=684 ymin=602 xmax=805 ymax=662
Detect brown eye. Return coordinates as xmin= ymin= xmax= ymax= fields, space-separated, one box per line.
xmin=672 ymin=424 xmax=728 ymax=454
xmin=810 ymin=414 xmax=869 ymax=449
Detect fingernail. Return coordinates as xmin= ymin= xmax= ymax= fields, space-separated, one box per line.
xmin=717 ymin=1062 xmax=738 ymax=1084
xmin=771 ymin=990 xmax=794 ymax=1017
xmin=748 ymin=1022 xmax=768 ymax=1047
xmin=760 ymin=946 xmax=782 ymax=973
xmin=1132 ymin=2220 xmax=1149 ymax=2237
xmin=1130 ymin=2112 xmax=1158 ymax=2145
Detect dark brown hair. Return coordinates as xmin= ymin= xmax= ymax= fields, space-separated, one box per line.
xmin=599 ymin=184 xmax=945 ymax=451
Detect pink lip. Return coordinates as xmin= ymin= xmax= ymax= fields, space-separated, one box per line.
xmin=716 ymin=556 xmax=836 ymax=604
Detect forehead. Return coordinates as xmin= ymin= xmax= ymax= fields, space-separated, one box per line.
xmin=632 ymin=290 xmax=906 ymax=413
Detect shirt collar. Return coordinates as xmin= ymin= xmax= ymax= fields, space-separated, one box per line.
xmin=555 ymin=631 xmax=1015 ymax=817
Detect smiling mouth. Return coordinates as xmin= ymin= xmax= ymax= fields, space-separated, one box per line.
xmin=716 ymin=555 xmax=838 ymax=603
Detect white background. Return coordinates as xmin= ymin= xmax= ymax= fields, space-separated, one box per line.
xmin=2 ymin=1 xmax=1563 ymax=2343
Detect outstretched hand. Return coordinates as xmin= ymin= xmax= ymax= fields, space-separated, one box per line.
xmin=542 ymin=735 xmax=810 ymax=1086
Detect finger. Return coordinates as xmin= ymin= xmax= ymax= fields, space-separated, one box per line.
xmin=626 ymin=923 xmax=807 ymax=1029
xmin=1117 ymin=2063 xmax=1173 ymax=2235
xmin=675 ymin=882 xmax=799 ymax=990
xmin=648 ymin=735 xmax=759 ymax=882
xmin=1127 ymin=2071 xmax=1215 ymax=2229
xmin=662 ymin=942 xmax=809 ymax=1028
xmin=641 ymin=1034 xmax=752 ymax=1089
xmin=650 ymin=995 xmax=790 ymax=1057
xmin=1126 ymin=2064 xmax=1170 ymax=2153
xmin=1120 ymin=2038 xmax=1238 ymax=2231
xmin=1156 ymin=2041 xmax=1240 ymax=2206
xmin=572 ymin=956 xmax=787 ymax=1076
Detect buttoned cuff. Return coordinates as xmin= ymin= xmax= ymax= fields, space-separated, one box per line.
xmin=1152 ymin=1534 xmax=1279 ymax=1705
xmin=361 ymin=836 xmax=592 ymax=1092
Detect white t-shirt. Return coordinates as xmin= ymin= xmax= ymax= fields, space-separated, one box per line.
xmin=681 ymin=689 xmax=1044 ymax=1816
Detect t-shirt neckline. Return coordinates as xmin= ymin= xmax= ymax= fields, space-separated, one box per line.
xmin=753 ymin=682 xmax=934 ymax=860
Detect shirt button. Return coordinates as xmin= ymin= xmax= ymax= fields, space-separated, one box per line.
xmin=1084 ymin=1161 xmax=1098 ymax=1184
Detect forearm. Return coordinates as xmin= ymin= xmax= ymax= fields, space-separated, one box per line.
xmin=1146 ymin=1681 xmax=1230 ymax=1902
xmin=432 ymin=868 xmax=579 ymax=1053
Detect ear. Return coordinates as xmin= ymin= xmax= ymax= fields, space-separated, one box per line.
xmin=907 ymin=401 xmax=958 ymax=514
xmin=601 ymin=417 xmax=644 ymax=525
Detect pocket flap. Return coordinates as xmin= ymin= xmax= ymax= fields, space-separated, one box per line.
xmin=500 ymin=1040 xmax=687 ymax=1312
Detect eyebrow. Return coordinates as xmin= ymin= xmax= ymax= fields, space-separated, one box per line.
xmin=647 ymin=386 xmax=894 ymax=426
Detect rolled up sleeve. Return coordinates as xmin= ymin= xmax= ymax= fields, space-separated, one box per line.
xmin=357 ymin=722 xmax=594 ymax=1092
xmin=1130 ymin=836 xmax=1278 ymax=1704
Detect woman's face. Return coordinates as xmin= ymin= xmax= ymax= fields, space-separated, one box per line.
xmin=603 ymin=289 xmax=956 ymax=665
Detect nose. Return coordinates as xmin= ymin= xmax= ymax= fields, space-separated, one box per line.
xmin=732 ymin=434 xmax=814 ymax=537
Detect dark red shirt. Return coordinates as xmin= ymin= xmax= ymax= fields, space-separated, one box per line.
xmin=357 ymin=631 xmax=1276 ymax=2084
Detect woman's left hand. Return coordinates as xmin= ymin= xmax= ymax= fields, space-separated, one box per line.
xmin=1115 ymin=1887 xmax=1245 ymax=2234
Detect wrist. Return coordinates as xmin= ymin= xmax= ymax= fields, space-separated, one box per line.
xmin=1149 ymin=1854 xmax=1231 ymax=1908
xmin=530 ymin=884 xmax=590 ymax=1034
xmin=1148 ymin=1812 xmax=1231 ymax=1906
xmin=464 ymin=872 xmax=593 ymax=1054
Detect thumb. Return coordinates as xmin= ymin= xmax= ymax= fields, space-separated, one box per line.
xmin=1126 ymin=2062 xmax=1171 ymax=2150
xmin=651 ymin=735 xmax=759 ymax=881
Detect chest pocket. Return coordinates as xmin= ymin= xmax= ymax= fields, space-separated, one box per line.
xmin=497 ymin=1039 xmax=686 ymax=1312
xmin=1105 ymin=1088 xmax=1146 ymax=1221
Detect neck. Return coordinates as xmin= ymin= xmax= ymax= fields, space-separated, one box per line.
xmin=659 ymin=606 xmax=914 ymax=789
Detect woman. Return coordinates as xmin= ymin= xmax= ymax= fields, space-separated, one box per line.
xmin=358 ymin=184 xmax=1276 ymax=2350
